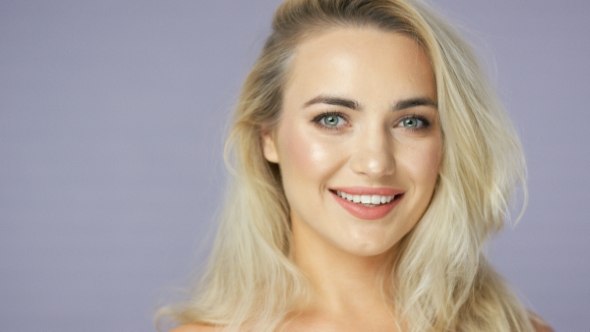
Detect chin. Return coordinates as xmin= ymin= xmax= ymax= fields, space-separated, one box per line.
xmin=335 ymin=236 xmax=401 ymax=257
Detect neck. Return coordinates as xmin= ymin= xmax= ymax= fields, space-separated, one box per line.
xmin=290 ymin=216 xmax=397 ymax=315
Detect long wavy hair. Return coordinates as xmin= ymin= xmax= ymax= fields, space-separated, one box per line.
xmin=159 ymin=0 xmax=533 ymax=331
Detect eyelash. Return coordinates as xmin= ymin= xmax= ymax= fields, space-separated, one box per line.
xmin=311 ymin=112 xmax=349 ymax=131
xmin=398 ymin=114 xmax=431 ymax=131
xmin=311 ymin=112 xmax=431 ymax=132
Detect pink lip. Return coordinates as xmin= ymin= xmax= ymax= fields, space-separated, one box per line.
xmin=329 ymin=187 xmax=404 ymax=220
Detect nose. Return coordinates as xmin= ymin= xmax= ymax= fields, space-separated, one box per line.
xmin=349 ymin=126 xmax=395 ymax=179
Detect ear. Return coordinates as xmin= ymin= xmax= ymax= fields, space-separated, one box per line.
xmin=261 ymin=129 xmax=279 ymax=163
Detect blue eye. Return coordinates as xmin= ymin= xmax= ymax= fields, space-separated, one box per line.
xmin=399 ymin=116 xmax=429 ymax=129
xmin=322 ymin=114 xmax=343 ymax=127
xmin=402 ymin=117 xmax=421 ymax=127
xmin=312 ymin=112 xmax=348 ymax=130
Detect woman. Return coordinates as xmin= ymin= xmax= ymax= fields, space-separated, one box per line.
xmin=161 ymin=0 xmax=552 ymax=331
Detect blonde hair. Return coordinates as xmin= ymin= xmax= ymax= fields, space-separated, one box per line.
xmin=159 ymin=0 xmax=533 ymax=331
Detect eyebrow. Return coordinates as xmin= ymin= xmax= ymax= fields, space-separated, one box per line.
xmin=393 ymin=97 xmax=437 ymax=111
xmin=303 ymin=95 xmax=361 ymax=110
xmin=302 ymin=95 xmax=437 ymax=112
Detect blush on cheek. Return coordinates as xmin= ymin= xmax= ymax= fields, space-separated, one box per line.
xmin=396 ymin=139 xmax=442 ymax=182
xmin=430 ymin=140 xmax=443 ymax=174
xmin=422 ymin=141 xmax=442 ymax=176
xmin=280 ymin=126 xmax=336 ymax=176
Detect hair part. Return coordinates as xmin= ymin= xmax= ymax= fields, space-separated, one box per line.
xmin=158 ymin=1 xmax=532 ymax=331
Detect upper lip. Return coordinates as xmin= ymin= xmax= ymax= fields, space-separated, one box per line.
xmin=329 ymin=186 xmax=403 ymax=196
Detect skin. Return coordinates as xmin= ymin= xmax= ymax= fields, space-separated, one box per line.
xmin=262 ymin=27 xmax=441 ymax=331
xmin=266 ymin=28 xmax=440 ymax=257
xmin=170 ymin=27 xmax=552 ymax=332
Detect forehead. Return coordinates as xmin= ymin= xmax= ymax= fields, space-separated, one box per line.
xmin=295 ymin=26 xmax=426 ymax=60
xmin=283 ymin=27 xmax=436 ymax=106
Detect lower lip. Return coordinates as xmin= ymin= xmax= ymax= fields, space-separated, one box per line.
xmin=330 ymin=191 xmax=402 ymax=220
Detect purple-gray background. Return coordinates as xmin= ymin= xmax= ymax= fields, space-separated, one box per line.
xmin=1 ymin=1 xmax=588 ymax=331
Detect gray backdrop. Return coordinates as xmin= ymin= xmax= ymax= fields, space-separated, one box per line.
xmin=1 ymin=1 xmax=588 ymax=331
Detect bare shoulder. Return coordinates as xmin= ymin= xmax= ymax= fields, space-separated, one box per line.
xmin=529 ymin=311 xmax=554 ymax=332
xmin=169 ymin=323 xmax=220 ymax=332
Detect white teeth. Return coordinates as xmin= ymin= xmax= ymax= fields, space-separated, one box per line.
xmin=335 ymin=190 xmax=395 ymax=205
xmin=371 ymin=195 xmax=381 ymax=204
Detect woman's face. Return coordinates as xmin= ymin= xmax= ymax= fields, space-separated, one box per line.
xmin=263 ymin=27 xmax=442 ymax=257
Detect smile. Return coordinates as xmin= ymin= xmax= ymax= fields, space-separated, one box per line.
xmin=334 ymin=190 xmax=396 ymax=206
xmin=329 ymin=188 xmax=404 ymax=220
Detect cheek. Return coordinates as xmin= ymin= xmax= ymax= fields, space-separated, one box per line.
xmin=397 ymin=137 xmax=442 ymax=184
xmin=277 ymin=125 xmax=340 ymax=182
